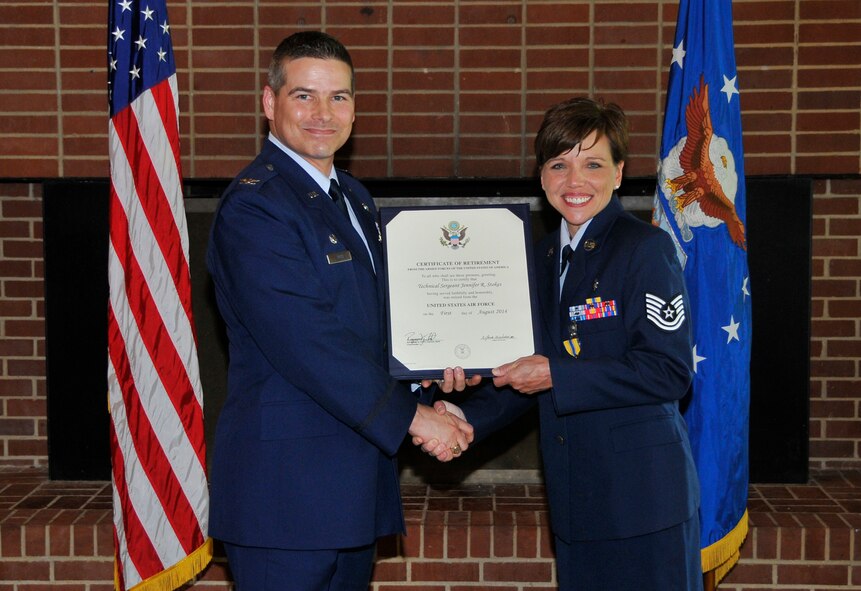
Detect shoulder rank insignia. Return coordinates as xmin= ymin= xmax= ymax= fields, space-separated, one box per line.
xmin=645 ymin=292 xmax=685 ymax=331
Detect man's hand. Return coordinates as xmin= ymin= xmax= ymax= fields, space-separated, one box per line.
xmin=421 ymin=366 xmax=482 ymax=393
xmin=408 ymin=403 xmax=474 ymax=462
xmin=491 ymin=355 xmax=552 ymax=394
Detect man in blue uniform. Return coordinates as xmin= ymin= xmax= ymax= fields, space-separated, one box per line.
xmin=206 ymin=31 xmax=473 ymax=590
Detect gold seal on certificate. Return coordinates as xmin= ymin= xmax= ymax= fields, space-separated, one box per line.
xmin=381 ymin=203 xmax=539 ymax=379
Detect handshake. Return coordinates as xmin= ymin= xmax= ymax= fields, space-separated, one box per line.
xmin=409 ymin=399 xmax=473 ymax=463
xmin=408 ymin=366 xmax=482 ymax=463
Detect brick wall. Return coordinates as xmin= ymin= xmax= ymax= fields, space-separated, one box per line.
xmin=0 ymin=184 xmax=46 ymax=468
xmin=810 ymin=179 xmax=861 ymax=470
xmin=0 ymin=1 xmax=859 ymax=179
xmin=0 ymin=1 xmax=859 ymax=469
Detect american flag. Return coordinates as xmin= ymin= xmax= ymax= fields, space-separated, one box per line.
xmin=653 ymin=0 xmax=751 ymax=584
xmin=108 ymin=1 xmax=211 ymax=589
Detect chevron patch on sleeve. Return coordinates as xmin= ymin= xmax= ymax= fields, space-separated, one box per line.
xmin=645 ymin=292 xmax=686 ymax=331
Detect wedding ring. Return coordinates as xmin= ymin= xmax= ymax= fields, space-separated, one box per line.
xmin=451 ymin=444 xmax=462 ymax=456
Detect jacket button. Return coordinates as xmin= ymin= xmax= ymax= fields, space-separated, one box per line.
xmin=556 ymin=435 xmax=565 ymax=445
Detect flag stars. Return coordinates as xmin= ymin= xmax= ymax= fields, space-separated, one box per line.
xmin=161 ymin=20 xmax=170 ymax=35
xmin=157 ymin=48 xmax=167 ymax=62
xmin=130 ymin=65 xmax=141 ymax=79
xmin=110 ymin=57 xmax=118 ymax=71
xmin=112 ymin=26 xmax=125 ymax=42
xmin=118 ymin=0 xmax=132 ymax=12
xmin=135 ymin=35 xmax=147 ymax=51
xmin=722 ymin=316 xmax=741 ymax=343
xmin=141 ymin=5 xmax=155 ymax=21
xmin=742 ymin=277 xmax=750 ymax=299
xmin=722 ymin=74 xmax=740 ymax=103
xmin=672 ymin=40 xmax=686 ymax=69
xmin=693 ymin=344 xmax=706 ymax=373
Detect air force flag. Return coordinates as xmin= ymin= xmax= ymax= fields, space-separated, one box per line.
xmin=652 ymin=0 xmax=752 ymax=583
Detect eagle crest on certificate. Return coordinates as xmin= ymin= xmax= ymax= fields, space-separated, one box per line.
xmin=440 ymin=220 xmax=469 ymax=249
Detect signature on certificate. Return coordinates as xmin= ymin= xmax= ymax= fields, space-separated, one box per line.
xmin=404 ymin=331 xmax=442 ymax=346
xmin=481 ymin=334 xmax=515 ymax=342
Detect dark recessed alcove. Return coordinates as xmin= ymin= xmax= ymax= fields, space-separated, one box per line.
xmin=43 ymin=176 xmax=810 ymax=483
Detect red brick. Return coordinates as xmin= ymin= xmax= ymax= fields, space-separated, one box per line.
xmin=410 ymin=560 xmax=479 ymax=581
xmin=0 ymin=559 xmax=50 ymax=580
xmin=827 ymin=300 xmax=861 ymax=319
xmin=722 ymin=561 xmax=773 ymax=584
xmin=371 ymin=558 xmax=407 ymax=583
xmin=778 ymin=563 xmax=849 ymax=586
xmin=423 ymin=523 xmax=444 ymax=559
xmin=0 ymin=525 xmax=22 ymax=557
xmin=393 ymin=4 xmax=454 ymax=26
xmin=7 ymin=439 xmax=48 ymax=457
xmin=829 ymin=180 xmax=861 ymax=195
xmin=825 ymin=380 xmax=861 ymax=397
xmin=53 ymin=558 xmax=114 ymax=580
xmin=484 ymin=560 xmax=554 ymax=581
xmin=470 ymin=523 xmax=492 ymax=558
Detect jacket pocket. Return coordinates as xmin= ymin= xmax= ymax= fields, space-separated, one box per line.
xmin=610 ymin=413 xmax=681 ymax=452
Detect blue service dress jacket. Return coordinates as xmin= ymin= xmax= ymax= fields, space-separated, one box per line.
xmin=206 ymin=140 xmax=419 ymax=550
xmin=458 ymin=195 xmax=700 ymax=543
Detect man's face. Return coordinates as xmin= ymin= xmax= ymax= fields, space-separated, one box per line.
xmin=263 ymin=57 xmax=355 ymax=175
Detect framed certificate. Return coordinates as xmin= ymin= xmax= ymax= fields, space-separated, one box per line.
xmin=381 ymin=203 xmax=539 ymax=379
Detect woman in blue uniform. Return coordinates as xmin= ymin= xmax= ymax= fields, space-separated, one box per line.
xmin=431 ymin=97 xmax=703 ymax=590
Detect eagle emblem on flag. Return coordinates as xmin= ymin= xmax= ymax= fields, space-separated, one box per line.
xmin=658 ymin=75 xmax=747 ymax=250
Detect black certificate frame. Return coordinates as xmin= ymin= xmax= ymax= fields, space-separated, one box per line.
xmin=380 ymin=203 xmax=540 ymax=379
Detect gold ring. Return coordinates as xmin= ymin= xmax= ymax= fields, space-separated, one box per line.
xmin=451 ymin=444 xmax=462 ymax=456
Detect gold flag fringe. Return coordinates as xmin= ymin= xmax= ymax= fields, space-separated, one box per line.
xmin=701 ymin=509 xmax=749 ymax=585
xmin=116 ymin=537 xmax=213 ymax=591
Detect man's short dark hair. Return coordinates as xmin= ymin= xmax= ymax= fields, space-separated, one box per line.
xmin=268 ymin=31 xmax=354 ymax=93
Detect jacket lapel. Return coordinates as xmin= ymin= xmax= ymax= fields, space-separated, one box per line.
xmin=263 ymin=143 xmax=376 ymax=275
xmin=541 ymin=195 xmax=625 ymax=355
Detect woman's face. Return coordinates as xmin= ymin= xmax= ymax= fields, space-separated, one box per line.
xmin=540 ymin=131 xmax=624 ymax=237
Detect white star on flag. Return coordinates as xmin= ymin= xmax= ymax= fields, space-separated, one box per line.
xmin=693 ymin=344 xmax=706 ymax=374
xmin=672 ymin=40 xmax=686 ymax=69
xmin=722 ymin=74 xmax=739 ymax=103
xmin=722 ymin=316 xmax=741 ymax=343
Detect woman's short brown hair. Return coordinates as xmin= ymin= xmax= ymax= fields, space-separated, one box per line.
xmin=534 ymin=97 xmax=629 ymax=167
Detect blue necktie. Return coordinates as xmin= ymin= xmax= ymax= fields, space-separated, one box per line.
xmin=559 ymin=244 xmax=577 ymax=341
xmin=328 ymin=179 xmax=349 ymax=219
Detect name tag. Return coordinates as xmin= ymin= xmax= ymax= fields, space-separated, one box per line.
xmin=327 ymin=250 xmax=352 ymax=265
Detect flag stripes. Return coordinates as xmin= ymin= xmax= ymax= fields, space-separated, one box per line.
xmin=108 ymin=1 xmax=211 ymax=587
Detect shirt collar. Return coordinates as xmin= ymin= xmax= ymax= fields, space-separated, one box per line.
xmin=558 ymin=217 xmax=593 ymax=255
xmin=267 ymin=133 xmax=339 ymax=191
